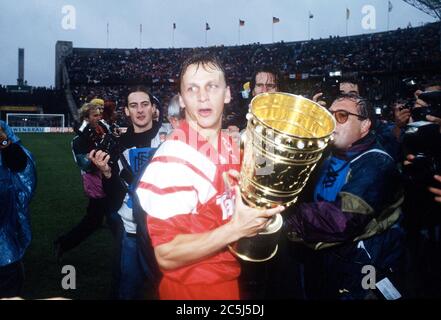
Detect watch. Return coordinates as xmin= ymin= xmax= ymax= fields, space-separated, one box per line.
xmin=1 ymin=139 xmax=9 ymax=147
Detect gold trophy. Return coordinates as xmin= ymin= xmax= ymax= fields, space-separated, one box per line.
xmin=229 ymin=92 xmax=335 ymax=262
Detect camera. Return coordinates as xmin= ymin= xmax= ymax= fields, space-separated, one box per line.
xmin=373 ymin=104 xmax=394 ymax=121
xmin=318 ymin=76 xmax=341 ymax=106
xmin=410 ymin=90 xmax=441 ymax=122
xmin=402 ymin=121 xmax=441 ymax=190
xmin=76 ymin=119 xmax=121 ymax=164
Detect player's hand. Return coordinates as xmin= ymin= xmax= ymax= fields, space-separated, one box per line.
xmin=227 ymin=170 xmax=285 ymax=239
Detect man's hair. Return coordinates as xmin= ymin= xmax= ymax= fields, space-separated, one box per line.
xmin=334 ymin=93 xmax=375 ymax=129
xmin=249 ymin=66 xmax=283 ymax=93
xmin=79 ymin=102 xmax=101 ymax=121
xmin=178 ymin=53 xmax=227 ymax=93
xmin=126 ymin=85 xmax=154 ymax=106
xmin=167 ymin=94 xmax=184 ymax=119
xmin=339 ymin=77 xmax=364 ymax=96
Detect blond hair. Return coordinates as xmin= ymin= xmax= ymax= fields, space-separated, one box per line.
xmin=79 ymin=103 xmax=101 ymax=121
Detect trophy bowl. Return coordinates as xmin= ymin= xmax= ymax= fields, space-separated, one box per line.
xmin=229 ymin=92 xmax=335 ymax=262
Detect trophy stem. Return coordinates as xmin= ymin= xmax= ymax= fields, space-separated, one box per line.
xmin=228 ymin=213 xmax=283 ymax=262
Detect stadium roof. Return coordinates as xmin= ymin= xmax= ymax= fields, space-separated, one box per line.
xmin=402 ymin=0 xmax=441 ymax=19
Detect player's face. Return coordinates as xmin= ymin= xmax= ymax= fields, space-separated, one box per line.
xmin=125 ymin=91 xmax=154 ymax=133
xmin=179 ymin=63 xmax=231 ymax=132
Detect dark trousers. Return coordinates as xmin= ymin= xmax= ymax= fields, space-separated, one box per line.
xmin=57 ymin=197 xmax=112 ymax=253
xmin=239 ymin=235 xmax=304 ymax=299
xmin=302 ymin=224 xmax=406 ymax=300
xmin=0 ymin=260 xmax=24 ymax=298
xmin=110 ymin=220 xmax=159 ymax=300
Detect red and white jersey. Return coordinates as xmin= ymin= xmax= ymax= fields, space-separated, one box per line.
xmin=136 ymin=121 xmax=241 ymax=285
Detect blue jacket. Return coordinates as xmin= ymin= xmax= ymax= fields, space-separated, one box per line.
xmin=0 ymin=121 xmax=36 ymax=266
xmin=286 ymin=133 xmax=403 ymax=249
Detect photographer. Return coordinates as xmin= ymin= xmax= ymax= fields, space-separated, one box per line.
xmin=89 ymin=86 xmax=162 ymax=299
xmin=405 ymin=155 xmax=441 ymax=203
xmin=401 ymin=81 xmax=441 ymax=297
xmin=54 ymin=103 xmax=112 ymax=259
xmin=312 ymin=77 xmax=362 ymax=107
xmin=410 ymin=82 xmax=441 ymax=132
xmin=0 ymin=121 xmax=36 ymax=298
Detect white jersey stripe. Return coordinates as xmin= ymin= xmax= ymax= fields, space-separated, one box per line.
xmin=137 ymin=187 xmax=198 ymax=220
xmin=152 ymin=139 xmax=217 ymax=181
xmin=140 ymin=161 xmax=217 ymax=205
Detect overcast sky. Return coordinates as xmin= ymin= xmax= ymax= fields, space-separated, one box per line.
xmin=0 ymin=0 xmax=436 ymax=87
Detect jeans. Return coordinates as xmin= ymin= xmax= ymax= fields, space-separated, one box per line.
xmin=117 ymin=232 xmax=149 ymax=300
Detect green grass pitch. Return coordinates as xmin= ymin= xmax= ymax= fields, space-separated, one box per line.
xmin=19 ymin=133 xmax=114 ymax=300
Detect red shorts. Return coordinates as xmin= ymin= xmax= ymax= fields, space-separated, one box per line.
xmin=159 ymin=277 xmax=240 ymax=300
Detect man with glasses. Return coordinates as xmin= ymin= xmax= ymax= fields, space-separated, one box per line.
xmin=284 ymin=93 xmax=405 ymax=299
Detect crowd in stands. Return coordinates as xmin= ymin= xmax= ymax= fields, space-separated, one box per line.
xmin=64 ymin=22 xmax=441 ymax=121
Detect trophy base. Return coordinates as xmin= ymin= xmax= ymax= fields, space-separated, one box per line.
xmin=229 ymin=244 xmax=279 ymax=263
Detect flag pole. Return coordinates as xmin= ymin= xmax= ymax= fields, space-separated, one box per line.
xmin=139 ymin=24 xmax=142 ymax=48
xmin=387 ymin=11 xmax=390 ymax=31
xmin=238 ymin=23 xmax=240 ymax=45
xmin=346 ymin=12 xmax=348 ymax=36
xmin=106 ymin=22 xmax=109 ymax=48
xmin=172 ymin=27 xmax=175 ymax=48
xmin=272 ymin=22 xmax=274 ymax=43
xmin=308 ymin=12 xmax=311 ymax=39
xmin=387 ymin=2 xmax=391 ymax=31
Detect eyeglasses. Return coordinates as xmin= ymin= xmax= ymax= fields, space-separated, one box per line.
xmin=330 ymin=109 xmax=367 ymax=124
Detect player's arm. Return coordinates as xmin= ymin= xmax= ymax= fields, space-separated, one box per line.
xmin=155 ymin=183 xmax=284 ymax=270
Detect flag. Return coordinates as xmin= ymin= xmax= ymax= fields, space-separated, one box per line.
xmin=309 ymin=11 xmax=314 ymax=19
xmin=239 ymin=19 xmax=245 ymax=26
xmin=173 ymin=22 xmax=176 ymax=29
xmin=346 ymin=8 xmax=350 ymax=20
xmin=272 ymin=16 xmax=280 ymax=24
xmin=205 ymin=22 xmax=210 ymax=31
xmin=388 ymin=1 xmax=393 ymax=12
